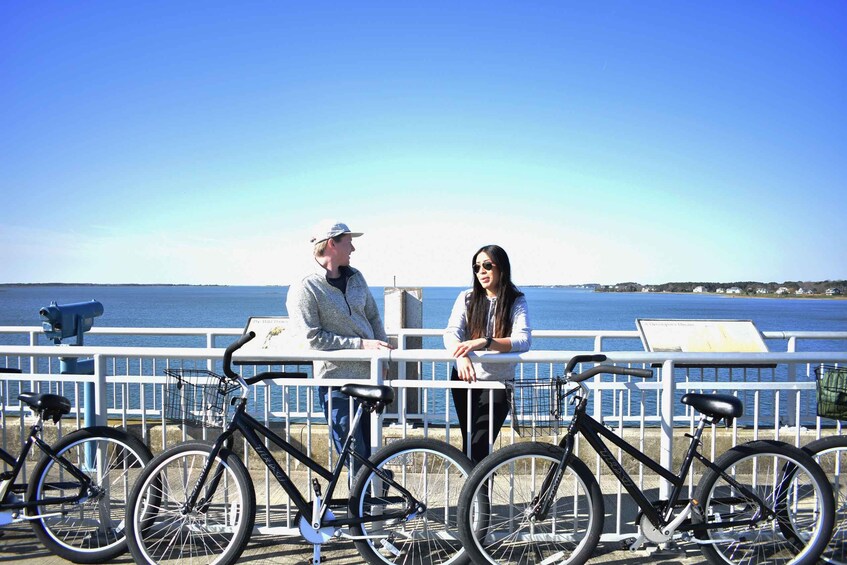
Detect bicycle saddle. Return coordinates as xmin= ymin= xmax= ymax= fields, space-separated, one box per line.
xmin=18 ymin=392 xmax=72 ymax=422
xmin=339 ymin=383 xmax=395 ymax=404
xmin=681 ymin=393 xmax=743 ymax=421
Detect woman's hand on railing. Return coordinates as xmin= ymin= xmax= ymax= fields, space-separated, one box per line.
xmin=451 ymin=339 xmax=486 ymax=359
xmin=454 ymin=356 xmax=477 ymax=382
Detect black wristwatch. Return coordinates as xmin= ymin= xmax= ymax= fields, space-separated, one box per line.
xmin=484 ymin=336 xmax=493 ymax=349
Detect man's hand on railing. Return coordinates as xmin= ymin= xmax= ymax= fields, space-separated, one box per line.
xmin=361 ymin=339 xmax=394 ymax=350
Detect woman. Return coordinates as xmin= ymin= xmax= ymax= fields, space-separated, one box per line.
xmin=444 ymin=244 xmax=531 ymax=463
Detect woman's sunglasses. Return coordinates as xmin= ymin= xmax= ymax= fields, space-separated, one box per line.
xmin=472 ymin=261 xmax=496 ymax=274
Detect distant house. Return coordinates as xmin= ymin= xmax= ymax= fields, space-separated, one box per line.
xmin=756 ymin=288 xmax=769 ymax=294
xmin=693 ymin=286 xmax=705 ymax=293
xmin=776 ymin=287 xmax=790 ymax=295
xmin=716 ymin=288 xmax=725 ymax=294
xmin=826 ymin=288 xmax=842 ymax=296
xmin=726 ymin=287 xmax=742 ymax=294
xmin=796 ymin=288 xmax=808 ymax=295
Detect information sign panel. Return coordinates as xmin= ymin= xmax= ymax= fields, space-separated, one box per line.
xmin=232 ymin=316 xmax=309 ymax=366
xmin=636 ymin=319 xmax=769 ymax=353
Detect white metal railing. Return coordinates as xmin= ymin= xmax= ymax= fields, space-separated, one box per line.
xmin=1 ymin=327 xmax=846 ymax=540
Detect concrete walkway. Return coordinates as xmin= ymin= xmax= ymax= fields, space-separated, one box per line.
xmin=0 ymin=522 xmax=708 ymax=565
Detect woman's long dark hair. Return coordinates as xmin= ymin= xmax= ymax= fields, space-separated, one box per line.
xmin=467 ymin=245 xmax=524 ymax=339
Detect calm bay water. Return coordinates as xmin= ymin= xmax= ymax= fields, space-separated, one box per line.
xmin=1 ymin=284 xmax=846 ymax=351
xmin=1 ymin=285 xmax=845 ymax=424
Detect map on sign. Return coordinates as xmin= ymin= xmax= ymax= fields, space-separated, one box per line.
xmin=232 ymin=316 xmax=295 ymax=364
xmin=636 ymin=319 xmax=769 ymax=353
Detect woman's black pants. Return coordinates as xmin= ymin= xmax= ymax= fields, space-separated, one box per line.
xmin=450 ymin=368 xmax=510 ymax=464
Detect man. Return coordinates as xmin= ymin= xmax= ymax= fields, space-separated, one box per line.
xmin=286 ymin=220 xmax=393 ymax=475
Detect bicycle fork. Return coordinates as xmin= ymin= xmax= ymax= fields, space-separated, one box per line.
xmin=532 ymin=434 xmax=577 ymax=522
xmin=185 ymin=433 xmax=235 ymax=515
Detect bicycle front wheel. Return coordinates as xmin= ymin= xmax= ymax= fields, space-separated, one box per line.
xmin=804 ymin=435 xmax=847 ymax=565
xmin=26 ymin=426 xmax=153 ymax=564
xmin=349 ymin=438 xmax=474 ymax=565
xmin=693 ymin=439 xmax=835 ymax=565
xmin=456 ymin=442 xmax=603 ymax=565
xmin=125 ymin=442 xmax=255 ymax=565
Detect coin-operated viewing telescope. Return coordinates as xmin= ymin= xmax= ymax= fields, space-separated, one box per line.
xmin=39 ymin=300 xmax=104 ymax=428
xmin=40 ymin=300 xmax=104 ymax=346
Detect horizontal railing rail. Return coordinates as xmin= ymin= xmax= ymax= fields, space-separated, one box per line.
xmin=5 ymin=325 xmax=847 ymax=351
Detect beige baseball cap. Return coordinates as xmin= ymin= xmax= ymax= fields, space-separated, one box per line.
xmin=309 ymin=220 xmax=363 ymax=244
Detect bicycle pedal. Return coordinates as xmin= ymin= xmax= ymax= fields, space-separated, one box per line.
xmin=380 ymin=538 xmax=402 ymax=557
xmin=0 ymin=512 xmax=15 ymax=527
xmin=651 ymin=541 xmax=684 ymax=556
xmin=625 ymin=535 xmax=646 ymax=551
xmin=619 ymin=538 xmax=637 ymax=551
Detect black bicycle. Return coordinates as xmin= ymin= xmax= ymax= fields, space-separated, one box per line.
xmin=0 ymin=372 xmax=153 ymax=563
xmin=124 ymin=331 xmax=474 ymax=565
xmin=804 ymin=435 xmax=847 ymax=565
xmin=801 ymin=363 xmax=847 ymax=565
xmin=456 ymin=354 xmax=835 ymax=565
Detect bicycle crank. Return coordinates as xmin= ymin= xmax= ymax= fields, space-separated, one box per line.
xmin=298 ymin=510 xmax=337 ymax=544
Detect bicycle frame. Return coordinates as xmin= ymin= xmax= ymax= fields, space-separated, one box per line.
xmin=184 ymin=396 xmax=416 ymax=529
xmin=0 ymin=419 xmax=95 ymax=513
xmin=549 ymin=382 xmax=773 ymax=534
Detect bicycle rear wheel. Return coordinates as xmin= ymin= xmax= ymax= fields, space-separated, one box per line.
xmin=125 ymin=443 xmax=255 ymax=565
xmin=803 ymin=435 xmax=847 ymax=565
xmin=456 ymin=442 xmax=603 ymax=565
xmin=26 ymin=426 xmax=153 ymax=564
xmin=693 ymin=439 xmax=834 ymax=565
xmin=349 ymin=438 xmax=474 ymax=565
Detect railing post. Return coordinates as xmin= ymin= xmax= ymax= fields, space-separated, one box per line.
xmin=94 ymin=354 xmax=108 ymax=427
xmin=660 ymin=359 xmax=675 ymax=498
xmin=371 ymin=354 xmax=385 ymax=456
xmin=785 ymin=337 xmax=798 ymax=427
xmin=29 ymin=330 xmax=37 ymax=376
xmin=207 ymin=332 xmax=215 ymax=372
xmin=395 ymin=332 xmax=408 ymax=428
xmin=592 ymin=336 xmax=604 ymax=417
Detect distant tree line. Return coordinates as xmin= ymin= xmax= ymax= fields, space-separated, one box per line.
xmin=595 ymin=280 xmax=847 ymax=295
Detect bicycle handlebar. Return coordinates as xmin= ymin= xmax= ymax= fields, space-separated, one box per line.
xmin=564 ymin=354 xmax=607 ymax=374
xmin=223 ymin=331 xmax=256 ymax=380
xmin=568 ymin=364 xmax=653 ymax=383
xmin=223 ymin=331 xmax=310 ymax=384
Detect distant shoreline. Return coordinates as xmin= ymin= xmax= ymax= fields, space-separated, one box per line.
xmin=1 ymin=281 xmax=844 ymax=300
xmin=604 ymin=290 xmax=846 ymax=300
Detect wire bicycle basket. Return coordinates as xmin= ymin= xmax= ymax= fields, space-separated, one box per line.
xmin=163 ymin=369 xmax=239 ymax=428
xmin=816 ymin=365 xmax=847 ymax=421
xmin=509 ymin=377 xmax=568 ymax=436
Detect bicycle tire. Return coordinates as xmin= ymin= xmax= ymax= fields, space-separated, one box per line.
xmin=456 ymin=442 xmax=603 ymax=565
xmin=693 ymin=439 xmax=834 ymax=565
xmin=125 ymin=442 xmax=255 ymax=565
xmin=349 ymin=437 xmax=474 ymax=565
xmin=803 ymin=435 xmax=847 ymax=565
xmin=26 ymin=426 xmax=153 ymax=564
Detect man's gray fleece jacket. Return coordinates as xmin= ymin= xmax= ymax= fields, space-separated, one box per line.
xmin=285 ymin=262 xmax=388 ymax=380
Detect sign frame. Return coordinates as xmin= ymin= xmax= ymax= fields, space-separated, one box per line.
xmin=232 ymin=316 xmax=310 ymax=367
xmin=636 ymin=318 xmax=772 ymax=368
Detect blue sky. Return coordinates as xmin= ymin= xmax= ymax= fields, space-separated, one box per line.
xmin=2 ymin=1 xmax=845 ymax=287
